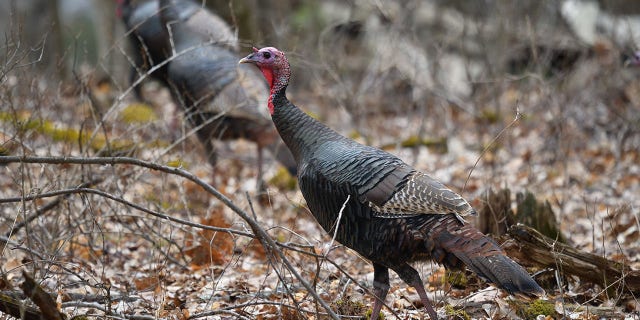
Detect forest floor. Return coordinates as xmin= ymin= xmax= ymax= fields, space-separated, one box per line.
xmin=1 ymin=49 xmax=640 ymax=320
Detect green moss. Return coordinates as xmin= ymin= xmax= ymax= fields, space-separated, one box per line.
xmin=332 ymin=298 xmax=372 ymax=318
xmin=445 ymin=270 xmax=469 ymax=288
xmin=22 ymin=118 xmax=42 ymax=131
xmin=118 ymin=103 xmax=158 ymax=124
xmin=166 ymin=159 xmax=188 ymax=169
xmin=511 ymin=299 xmax=555 ymax=319
xmin=348 ymin=130 xmax=362 ymax=140
xmin=364 ymin=308 xmax=385 ymax=320
xmin=424 ymin=137 xmax=448 ymax=153
xmin=400 ymin=135 xmax=421 ymax=148
xmin=45 ymin=126 xmax=81 ymax=143
xmin=381 ymin=136 xmax=448 ymax=154
xmin=402 ymin=136 xmax=448 ymax=153
xmin=275 ymin=232 xmax=287 ymax=243
xmin=480 ymin=109 xmax=501 ymax=124
xmin=523 ymin=299 xmax=554 ymax=319
xmin=268 ymin=167 xmax=297 ymax=190
xmin=0 ymin=111 xmax=169 ymax=154
xmin=0 ymin=112 xmax=11 ymax=122
xmin=306 ymin=110 xmax=321 ymax=120
xmin=444 ymin=304 xmax=470 ymax=320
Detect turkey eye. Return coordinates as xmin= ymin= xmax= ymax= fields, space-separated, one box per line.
xmin=263 ymin=52 xmax=271 ymax=59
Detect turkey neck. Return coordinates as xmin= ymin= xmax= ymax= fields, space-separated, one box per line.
xmin=270 ymin=88 xmax=342 ymax=164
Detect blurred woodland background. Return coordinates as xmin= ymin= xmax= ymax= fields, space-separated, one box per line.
xmin=1 ymin=0 xmax=640 ymax=319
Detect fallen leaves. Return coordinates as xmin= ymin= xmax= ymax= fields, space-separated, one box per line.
xmin=1 ymin=38 xmax=640 ymax=320
xmin=184 ymin=211 xmax=234 ymax=267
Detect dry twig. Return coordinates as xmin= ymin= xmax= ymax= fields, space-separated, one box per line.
xmin=0 ymin=155 xmax=340 ymax=319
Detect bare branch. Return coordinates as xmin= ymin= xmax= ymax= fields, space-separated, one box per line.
xmin=0 ymin=155 xmax=340 ymax=319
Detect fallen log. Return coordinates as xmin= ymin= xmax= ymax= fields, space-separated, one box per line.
xmin=0 ymin=291 xmax=45 ymax=320
xmin=21 ymin=271 xmax=65 ymax=320
xmin=503 ymin=224 xmax=640 ymax=295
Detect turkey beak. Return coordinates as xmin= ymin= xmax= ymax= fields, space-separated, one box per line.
xmin=239 ymin=53 xmax=256 ymax=65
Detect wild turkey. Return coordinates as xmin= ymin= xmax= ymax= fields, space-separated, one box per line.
xmin=157 ymin=0 xmax=297 ymax=182
xmin=117 ymin=0 xmax=237 ymax=98
xmin=159 ymin=0 xmax=237 ymax=51
xmin=240 ymin=47 xmax=544 ymax=319
xmin=117 ymin=0 xmax=296 ymax=184
xmin=117 ymin=0 xmax=171 ymax=98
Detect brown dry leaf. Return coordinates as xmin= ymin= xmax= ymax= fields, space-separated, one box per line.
xmin=618 ymin=174 xmax=640 ymax=190
xmin=259 ymin=304 xmax=278 ymax=315
xmin=2 ymin=257 xmax=22 ymax=272
xmin=184 ymin=207 xmax=234 ymax=266
xmin=66 ymin=235 xmax=104 ymax=262
xmin=134 ymin=275 xmax=159 ymax=291
xmin=246 ymin=238 xmax=267 ymax=259
xmin=185 ymin=236 xmax=233 ymax=267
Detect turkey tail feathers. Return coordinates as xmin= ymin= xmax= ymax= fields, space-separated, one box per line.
xmin=471 ymin=254 xmax=545 ymax=298
xmin=427 ymin=216 xmax=545 ymax=298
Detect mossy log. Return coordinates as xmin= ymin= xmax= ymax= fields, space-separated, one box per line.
xmin=478 ymin=188 xmax=564 ymax=242
xmin=477 ymin=188 xmax=515 ymax=236
xmin=515 ymin=190 xmax=565 ymax=243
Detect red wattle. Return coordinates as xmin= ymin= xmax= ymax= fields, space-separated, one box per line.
xmin=268 ymin=97 xmax=275 ymax=115
xmin=259 ymin=67 xmax=275 ymax=91
xmin=259 ymin=67 xmax=276 ymax=114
